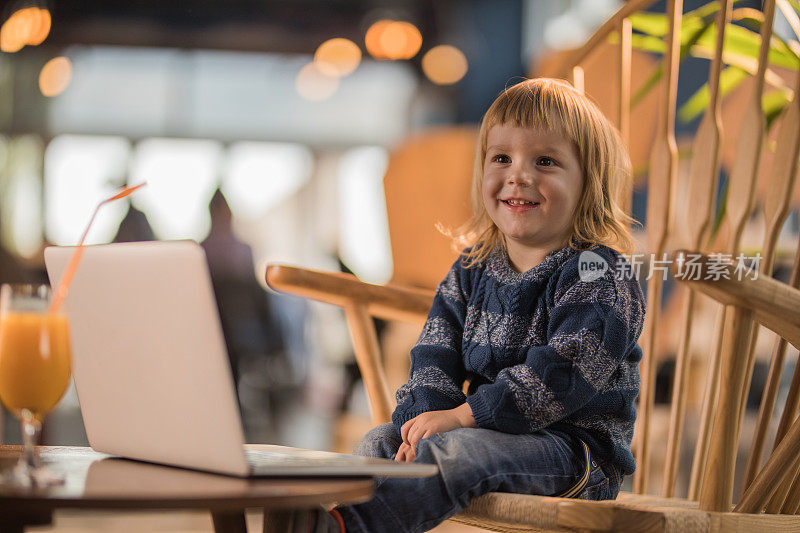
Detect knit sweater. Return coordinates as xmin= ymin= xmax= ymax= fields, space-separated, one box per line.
xmin=391 ymin=242 xmax=646 ymax=476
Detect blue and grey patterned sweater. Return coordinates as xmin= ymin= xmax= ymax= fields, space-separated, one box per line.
xmin=391 ymin=242 xmax=645 ymax=476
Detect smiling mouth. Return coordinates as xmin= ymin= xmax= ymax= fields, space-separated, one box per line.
xmin=502 ymin=199 xmax=540 ymax=207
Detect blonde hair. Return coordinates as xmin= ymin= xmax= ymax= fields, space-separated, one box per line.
xmin=451 ymin=77 xmax=638 ymax=267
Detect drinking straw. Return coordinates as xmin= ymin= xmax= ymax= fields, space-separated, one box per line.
xmin=49 ymin=182 xmax=147 ymax=313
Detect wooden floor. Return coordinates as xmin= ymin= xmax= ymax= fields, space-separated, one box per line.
xmin=28 ymin=509 xmax=484 ymax=532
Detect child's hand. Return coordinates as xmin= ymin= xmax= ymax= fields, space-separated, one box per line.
xmin=395 ymin=404 xmax=476 ymax=462
xmin=395 ymin=441 xmax=415 ymax=462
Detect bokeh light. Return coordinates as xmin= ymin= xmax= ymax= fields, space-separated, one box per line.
xmin=0 ymin=7 xmax=51 ymax=53
xmin=365 ymin=20 xmax=393 ymax=59
xmin=365 ymin=20 xmax=422 ymax=60
xmin=39 ymin=57 xmax=73 ymax=97
xmin=295 ymin=62 xmax=339 ymax=101
xmin=314 ymin=38 xmax=361 ymax=77
xmin=0 ymin=11 xmax=28 ymax=53
xmin=380 ymin=22 xmax=422 ymax=60
xmin=421 ymin=45 xmax=468 ymax=85
xmin=27 ymin=8 xmax=51 ymax=46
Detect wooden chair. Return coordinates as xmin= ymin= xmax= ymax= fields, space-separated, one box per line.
xmin=266 ymin=0 xmax=800 ymax=530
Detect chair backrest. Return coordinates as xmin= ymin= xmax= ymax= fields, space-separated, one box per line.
xmin=383 ymin=126 xmax=478 ymax=290
xmin=552 ymin=0 xmax=800 ymax=514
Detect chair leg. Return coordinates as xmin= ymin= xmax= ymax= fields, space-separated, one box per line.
xmin=212 ymin=510 xmax=248 ymax=533
xmin=263 ymin=509 xmax=294 ymax=533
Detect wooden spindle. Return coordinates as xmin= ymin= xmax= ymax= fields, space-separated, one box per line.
xmin=344 ymin=303 xmax=394 ymax=426
xmin=780 ymin=459 xmax=800 ymax=513
xmin=740 ymin=64 xmax=800 ymax=495
xmin=736 ymin=414 xmax=800 ymax=513
xmin=556 ymin=0 xmax=659 ymax=81
xmin=699 ymin=306 xmax=756 ymax=511
xmin=661 ymin=0 xmax=730 ymax=498
xmin=744 ymin=240 xmax=800 ymax=491
xmin=687 ymin=305 xmax=726 ymax=500
xmin=765 ymin=249 xmax=800 ymax=513
xmin=775 ymin=244 xmax=800 ymax=444
xmin=688 ymin=0 xmax=775 ymax=501
xmin=633 ymin=0 xmax=682 ymax=495
xmin=618 ymin=17 xmax=633 ymax=216
xmin=572 ymin=66 xmax=585 ymax=94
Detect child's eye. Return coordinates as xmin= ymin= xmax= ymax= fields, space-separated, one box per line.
xmin=491 ymin=154 xmax=511 ymax=164
xmin=537 ymin=156 xmax=557 ymax=167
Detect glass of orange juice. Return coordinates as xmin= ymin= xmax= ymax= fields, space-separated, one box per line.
xmin=0 ymin=283 xmax=71 ymax=486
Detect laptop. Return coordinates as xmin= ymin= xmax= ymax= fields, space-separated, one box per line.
xmin=44 ymin=240 xmax=436 ymax=478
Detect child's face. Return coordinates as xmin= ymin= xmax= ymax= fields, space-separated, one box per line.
xmin=482 ymin=124 xmax=583 ymax=261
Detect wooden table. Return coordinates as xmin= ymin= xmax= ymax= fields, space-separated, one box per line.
xmin=0 ymin=445 xmax=375 ymax=533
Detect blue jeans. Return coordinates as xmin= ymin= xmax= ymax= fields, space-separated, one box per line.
xmin=335 ymin=423 xmax=621 ymax=533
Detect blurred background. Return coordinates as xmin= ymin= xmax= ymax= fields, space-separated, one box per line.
xmin=0 ymin=0 xmax=799 ymax=508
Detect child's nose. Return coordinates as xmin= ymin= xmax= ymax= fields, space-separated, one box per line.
xmin=506 ymin=167 xmax=535 ymax=186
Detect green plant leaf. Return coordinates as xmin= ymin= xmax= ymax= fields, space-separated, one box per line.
xmin=628 ymin=1 xmax=747 ymax=37
xmin=677 ymin=66 xmax=750 ymax=122
xmin=763 ymin=89 xmax=792 ymax=128
xmin=629 ymin=16 xmax=716 ymax=108
xmin=687 ymin=21 xmax=798 ymax=68
xmin=708 ymin=177 xmax=729 ymax=246
xmin=629 ymin=10 xmax=710 ymax=38
xmin=629 ymin=32 xmax=667 ymax=54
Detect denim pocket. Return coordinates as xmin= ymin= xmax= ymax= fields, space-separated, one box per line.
xmin=581 ymin=477 xmax=609 ymax=500
xmin=579 ymin=463 xmax=611 ymax=500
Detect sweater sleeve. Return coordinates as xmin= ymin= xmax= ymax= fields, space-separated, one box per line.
xmin=391 ymin=258 xmax=469 ymax=434
xmin=466 ymin=267 xmax=645 ymax=434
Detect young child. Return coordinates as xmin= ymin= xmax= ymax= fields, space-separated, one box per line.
xmin=295 ymin=77 xmax=645 ymax=532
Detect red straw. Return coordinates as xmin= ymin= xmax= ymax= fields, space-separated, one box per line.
xmin=49 ymin=182 xmax=147 ymax=313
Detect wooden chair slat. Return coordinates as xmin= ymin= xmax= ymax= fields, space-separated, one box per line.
xmin=699 ymin=305 xmax=756 ymax=511
xmin=782 ymin=470 xmax=800 ymax=514
xmin=667 ymin=251 xmax=800 ymax=511
xmin=772 ymin=245 xmax=800 ymax=467
xmin=634 ymin=0 xmax=683 ymax=495
xmin=776 ymin=334 xmax=800 ymax=445
xmin=736 ymin=411 xmax=800 ymax=513
xmin=734 ymin=67 xmax=800 ymax=499
xmin=572 ymin=65 xmax=585 ymax=94
xmin=662 ymin=288 xmax=699 ymax=497
xmin=661 ymin=0 xmax=731 ymax=498
xmin=557 ymin=0 xmax=659 ymax=79
xmin=689 ymin=0 xmax=775 ymax=500
xmin=745 ymin=336 xmax=794 ymax=490
xmin=761 ymin=70 xmax=800 ymax=277
xmin=764 ymin=453 xmax=800 ymax=513
xmin=744 ymin=239 xmax=800 ymax=491
xmin=723 ymin=0 xmax=773 ymax=255
xmin=618 ymin=17 xmax=633 ymax=216
xmin=344 ymin=303 xmax=393 ymax=425
xmin=687 ymin=305 xmax=727 ymax=500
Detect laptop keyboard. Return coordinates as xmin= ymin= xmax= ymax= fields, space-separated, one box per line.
xmin=245 ymin=449 xmax=368 ymax=468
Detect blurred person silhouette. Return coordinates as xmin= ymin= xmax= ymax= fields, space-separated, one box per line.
xmin=113 ymin=204 xmax=155 ymax=243
xmin=201 ymin=189 xmax=288 ymax=442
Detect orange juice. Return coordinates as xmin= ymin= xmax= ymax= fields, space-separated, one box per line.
xmin=0 ymin=312 xmax=71 ymax=418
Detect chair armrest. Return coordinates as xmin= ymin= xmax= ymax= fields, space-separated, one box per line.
xmin=265 ymin=264 xmax=434 ymax=324
xmin=670 ymin=250 xmax=800 ymax=350
xmin=265 ymin=264 xmax=436 ymax=424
